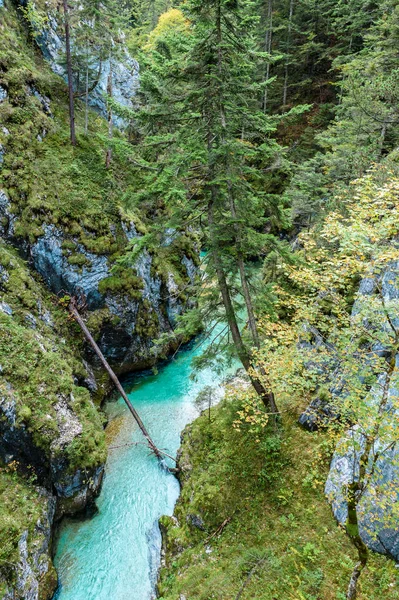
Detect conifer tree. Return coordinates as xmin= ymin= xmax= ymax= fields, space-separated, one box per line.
xmin=132 ymin=1 xmax=290 ymax=417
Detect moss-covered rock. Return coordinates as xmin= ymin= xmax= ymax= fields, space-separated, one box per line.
xmin=0 ymin=470 xmax=57 ymax=600
xmin=0 ymin=242 xmax=106 ymax=598
xmin=0 ymin=0 xmax=198 ymax=376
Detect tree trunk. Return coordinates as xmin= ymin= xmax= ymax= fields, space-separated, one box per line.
xmin=62 ymin=0 xmax=76 ymax=145
xmin=228 ymin=186 xmax=260 ymax=348
xmin=379 ymin=121 xmax=387 ymax=154
xmin=346 ymin=484 xmax=368 ymax=600
xmin=151 ymin=0 xmax=157 ymax=28
xmin=85 ymin=43 xmax=89 ymax=135
xmin=207 ymin=195 xmax=278 ymax=416
xmin=105 ymin=55 xmax=113 ymax=168
xmin=69 ymin=299 xmax=175 ymax=464
xmin=282 ymin=0 xmax=294 ymax=106
xmin=263 ymin=0 xmax=273 ymax=112
xmin=208 ymin=0 xmax=279 ymax=418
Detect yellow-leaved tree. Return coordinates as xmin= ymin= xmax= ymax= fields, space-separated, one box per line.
xmin=145 ymin=8 xmax=190 ymax=50
xmin=256 ymin=165 xmax=399 ymax=599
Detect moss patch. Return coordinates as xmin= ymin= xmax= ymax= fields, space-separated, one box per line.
xmin=0 ymin=467 xmax=50 ymax=595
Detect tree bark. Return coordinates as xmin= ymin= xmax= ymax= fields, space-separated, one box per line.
xmin=228 ymin=186 xmax=260 ymax=348
xmin=346 ymin=483 xmax=368 ymax=600
xmin=62 ymin=0 xmax=76 ymax=146
xmin=208 ymin=195 xmax=278 ymax=416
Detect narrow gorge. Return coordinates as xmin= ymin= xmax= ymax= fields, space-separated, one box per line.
xmin=1 ymin=0 xmax=399 ymax=599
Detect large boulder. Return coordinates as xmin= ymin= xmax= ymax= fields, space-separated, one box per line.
xmin=326 ymin=426 xmax=399 ymax=560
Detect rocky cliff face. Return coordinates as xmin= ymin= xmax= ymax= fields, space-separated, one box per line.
xmin=17 ymin=0 xmax=139 ymax=128
xmin=298 ymin=264 xmax=399 ymax=560
xmin=0 ymin=484 xmax=57 ymax=600
xmin=0 ymin=188 xmax=197 ymax=374
xmin=0 ymin=242 xmax=107 ymax=599
xmin=0 ymin=3 xmax=199 ymax=597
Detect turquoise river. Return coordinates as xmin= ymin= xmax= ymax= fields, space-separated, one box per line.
xmin=53 ymin=334 xmax=234 ymax=600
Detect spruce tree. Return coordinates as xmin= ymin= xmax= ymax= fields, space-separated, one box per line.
xmin=133 ymin=1 xmax=286 ymax=417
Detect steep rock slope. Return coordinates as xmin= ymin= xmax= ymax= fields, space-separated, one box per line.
xmin=0 ymin=0 xmax=198 ymax=375
xmin=299 ymin=265 xmax=399 ymax=560
xmin=18 ymin=0 xmax=139 ymax=127
xmin=0 ymin=472 xmax=57 ymax=600
xmin=0 ymin=242 xmax=106 ymax=599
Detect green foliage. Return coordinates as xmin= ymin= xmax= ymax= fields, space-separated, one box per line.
xmin=98 ymin=269 xmax=144 ymax=297
xmin=158 ymin=392 xmax=399 ymax=599
xmin=0 ymin=243 xmax=106 ymax=470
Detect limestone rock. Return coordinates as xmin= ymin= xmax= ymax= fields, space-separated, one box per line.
xmin=0 ymin=490 xmax=57 ymax=600
xmin=31 ymin=225 xmax=109 ymax=309
xmin=20 ymin=2 xmax=139 ymax=127
xmin=0 ymin=190 xmax=15 ymax=238
xmin=326 ymin=426 xmax=399 ymax=560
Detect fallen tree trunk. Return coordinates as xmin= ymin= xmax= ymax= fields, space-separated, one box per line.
xmin=69 ymin=298 xmax=175 ymax=464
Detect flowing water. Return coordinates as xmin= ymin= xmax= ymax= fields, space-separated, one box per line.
xmin=54 ymin=335 xmax=234 ymax=600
